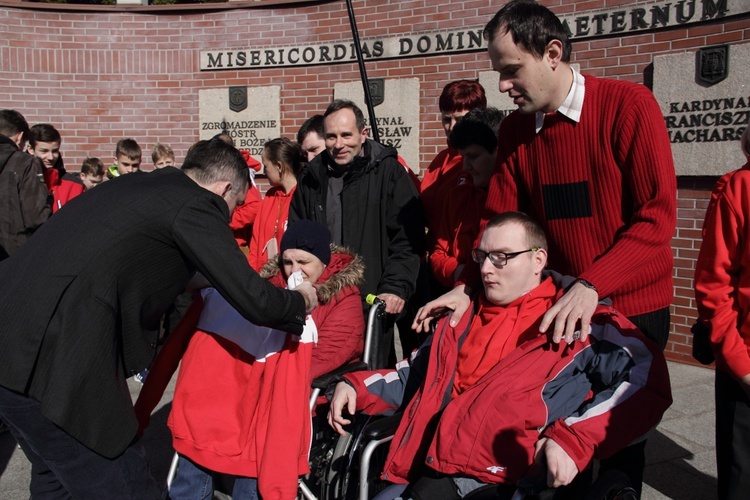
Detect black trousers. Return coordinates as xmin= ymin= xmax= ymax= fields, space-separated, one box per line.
xmin=598 ymin=306 xmax=671 ymax=497
xmin=715 ymin=369 xmax=750 ymax=500
xmin=0 ymin=384 xmax=163 ymax=500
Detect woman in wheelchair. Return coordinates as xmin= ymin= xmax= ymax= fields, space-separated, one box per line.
xmin=135 ymin=220 xmax=364 ymax=499
xmin=327 ymin=213 xmax=672 ymax=500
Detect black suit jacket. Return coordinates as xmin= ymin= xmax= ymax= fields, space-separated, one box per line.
xmin=0 ymin=167 xmax=305 ymax=457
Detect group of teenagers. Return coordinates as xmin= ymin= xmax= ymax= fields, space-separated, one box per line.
xmin=2 ymin=1 xmax=749 ymax=499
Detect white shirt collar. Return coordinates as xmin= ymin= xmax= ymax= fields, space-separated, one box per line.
xmin=534 ymin=67 xmax=585 ymax=134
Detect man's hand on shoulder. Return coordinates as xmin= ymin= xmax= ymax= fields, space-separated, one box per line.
xmin=296 ymin=281 xmax=319 ymax=313
xmin=534 ymin=437 xmax=579 ymax=488
xmin=539 ymin=281 xmax=598 ymax=344
xmin=412 ymin=284 xmax=471 ymax=333
xmin=377 ymin=293 xmax=405 ymax=315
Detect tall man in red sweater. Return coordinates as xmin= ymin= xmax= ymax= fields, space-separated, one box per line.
xmin=415 ymin=0 xmax=676 ymax=494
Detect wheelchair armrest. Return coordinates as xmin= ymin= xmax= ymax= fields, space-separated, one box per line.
xmin=311 ymin=361 xmax=369 ymax=390
xmin=362 ymin=412 xmax=403 ymax=441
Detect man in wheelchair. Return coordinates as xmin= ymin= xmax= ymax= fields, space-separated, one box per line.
xmin=328 ymin=212 xmax=672 ymax=499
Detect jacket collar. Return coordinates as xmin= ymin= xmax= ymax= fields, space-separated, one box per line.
xmin=304 ymin=139 xmax=399 ymax=185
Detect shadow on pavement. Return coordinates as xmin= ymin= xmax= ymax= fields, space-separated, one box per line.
xmin=644 ymin=430 xmax=717 ymax=499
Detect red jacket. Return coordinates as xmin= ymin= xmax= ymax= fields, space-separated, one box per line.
xmin=344 ymin=275 xmax=671 ymax=485
xmin=429 ymin=177 xmax=484 ymax=288
xmin=229 ymin=184 xmax=262 ymax=248
xmin=41 ymin=156 xmax=65 ymax=193
xmin=420 ymin=147 xmax=462 ymax=233
xmin=397 ymin=155 xmax=421 ymax=192
xmin=695 ymin=162 xmax=750 ymax=379
xmin=51 ymin=174 xmax=85 ymax=213
xmin=134 ymin=249 xmax=364 ymax=497
xmin=247 ymin=185 xmax=296 ymax=271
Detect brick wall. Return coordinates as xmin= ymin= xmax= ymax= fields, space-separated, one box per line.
xmin=1 ymin=0 xmax=749 ymax=363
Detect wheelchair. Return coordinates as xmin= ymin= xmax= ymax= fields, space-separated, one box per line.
xmin=299 ymin=296 xmax=392 ymax=500
xmin=306 ymin=415 xmax=638 ymax=500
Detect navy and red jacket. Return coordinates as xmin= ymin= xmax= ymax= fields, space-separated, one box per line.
xmin=341 ymin=274 xmax=672 ymax=486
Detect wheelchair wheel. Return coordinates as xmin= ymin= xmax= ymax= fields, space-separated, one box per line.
xmin=301 ymin=407 xmax=342 ymax=498
xmin=322 ymin=415 xmax=392 ymax=500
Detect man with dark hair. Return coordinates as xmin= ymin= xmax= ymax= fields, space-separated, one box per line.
xmin=297 ymin=114 xmax=326 ymax=162
xmin=331 ymin=212 xmax=671 ymax=499
xmin=0 ymin=109 xmax=50 ymax=261
xmin=0 ymin=137 xmax=318 ymax=498
xmin=417 ymin=0 xmax=676 ymax=494
xmin=290 ymin=99 xmax=425 ymax=367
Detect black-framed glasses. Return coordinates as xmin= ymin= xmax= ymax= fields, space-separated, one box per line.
xmin=471 ymin=247 xmax=539 ymax=268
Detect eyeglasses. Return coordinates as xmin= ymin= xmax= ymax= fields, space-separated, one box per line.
xmin=471 ymin=248 xmax=539 ymax=268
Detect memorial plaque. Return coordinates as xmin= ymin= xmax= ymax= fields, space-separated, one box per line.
xmin=334 ymin=78 xmax=420 ymax=173
xmin=198 ymin=86 xmax=281 ymax=163
xmin=654 ymin=43 xmax=749 ymax=176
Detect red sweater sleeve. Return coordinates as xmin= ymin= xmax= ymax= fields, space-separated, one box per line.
xmin=695 ymin=165 xmax=750 ymax=379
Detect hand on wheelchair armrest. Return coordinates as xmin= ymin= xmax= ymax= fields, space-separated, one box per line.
xmin=312 ymin=361 xmax=368 ymax=390
xmin=328 ymin=381 xmax=358 ymax=436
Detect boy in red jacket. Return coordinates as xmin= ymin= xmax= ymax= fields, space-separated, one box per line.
xmin=50 ymin=157 xmax=106 ymax=213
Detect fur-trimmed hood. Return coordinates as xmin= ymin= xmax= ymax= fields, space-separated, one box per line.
xmin=259 ymin=245 xmax=365 ymax=304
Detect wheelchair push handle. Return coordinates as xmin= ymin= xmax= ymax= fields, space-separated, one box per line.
xmin=363 ymin=294 xmax=387 ymax=369
xmin=365 ymin=293 xmax=385 ymax=306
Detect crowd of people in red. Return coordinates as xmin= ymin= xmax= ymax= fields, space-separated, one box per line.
xmin=2 ymin=1 xmax=746 ymax=499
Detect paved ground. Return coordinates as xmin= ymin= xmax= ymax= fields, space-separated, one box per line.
xmin=0 ymin=361 xmax=718 ymax=499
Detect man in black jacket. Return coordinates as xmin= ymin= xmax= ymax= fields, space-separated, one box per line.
xmin=289 ymin=99 xmax=425 ymax=366
xmin=0 ymin=138 xmax=317 ymax=499
xmin=0 ymin=109 xmax=50 ymax=261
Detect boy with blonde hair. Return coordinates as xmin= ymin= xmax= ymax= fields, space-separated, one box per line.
xmin=151 ymin=143 xmax=175 ymax=169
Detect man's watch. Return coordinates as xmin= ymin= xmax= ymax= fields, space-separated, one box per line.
xmin=574 ymin=278 xmax=597 ymax=293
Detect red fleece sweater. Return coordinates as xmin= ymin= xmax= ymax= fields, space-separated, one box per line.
xmin=51 ymin=178 xmax=85 ymax=213
xmin=695 ymin=162 xmax=750 ymax=379
xmin=471 ymin=75 xmax=676 ymax=317
xmin=247 ymin=185 xmax=295 ymax=271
